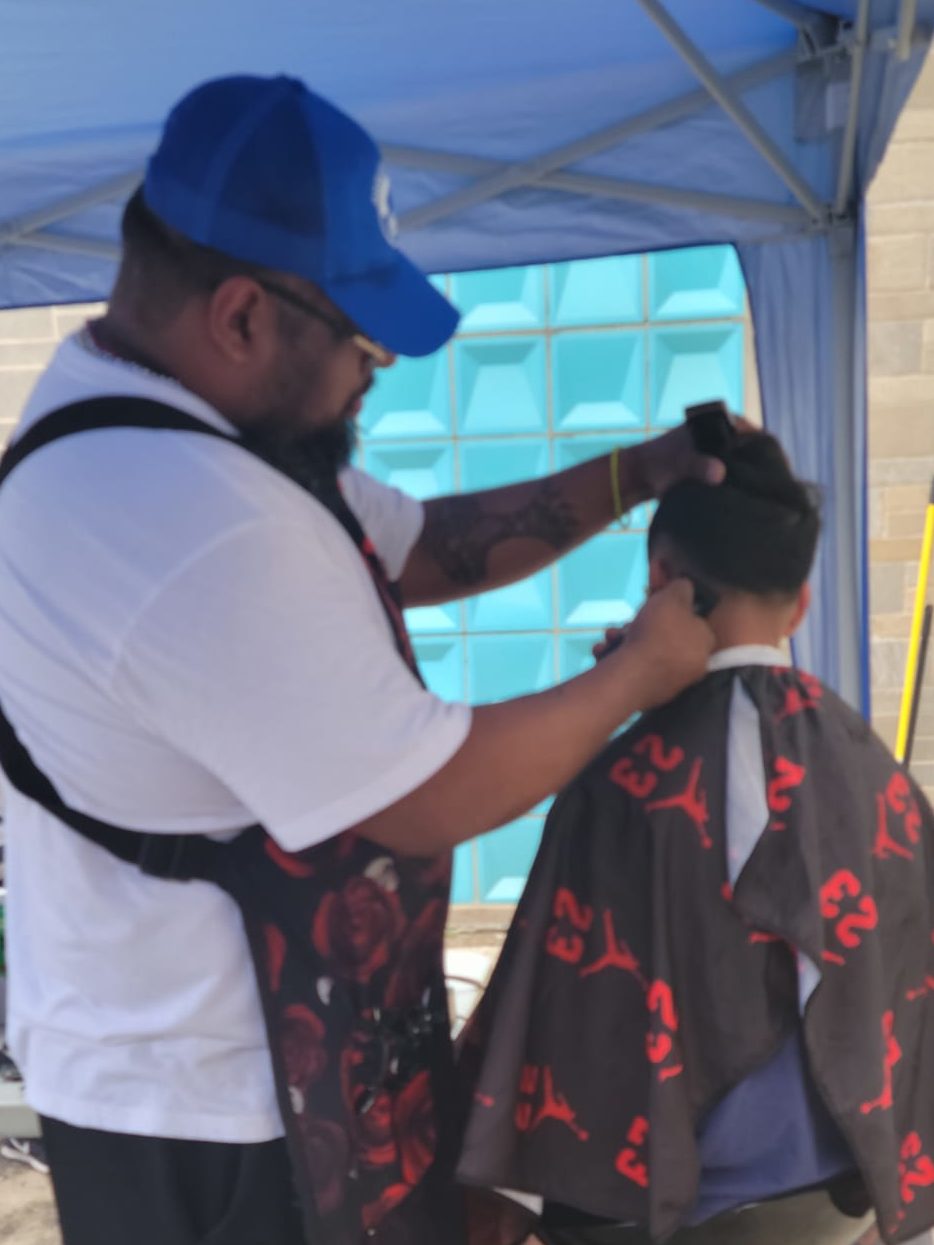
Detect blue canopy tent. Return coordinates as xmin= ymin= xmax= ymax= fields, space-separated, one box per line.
xmin=0 ymin=0 xmax=931 ymax=709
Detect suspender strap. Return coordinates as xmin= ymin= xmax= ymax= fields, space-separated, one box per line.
xmin=0 ymin=693 xmax=231 ymax=879
xmin=0 ymin=393 xmax=421 ymax=875
xmin=0 ymin=396 xmax=271 ymax=878
xmin=0 ymin=396 xmax=233 ymax=488
xmin=0 ymin=394 xmax=419 ymax=675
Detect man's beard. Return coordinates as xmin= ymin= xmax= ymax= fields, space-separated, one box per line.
xmin=239 ymin=412 xmax=358 ymax=500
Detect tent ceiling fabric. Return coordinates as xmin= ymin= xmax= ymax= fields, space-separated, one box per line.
xmin=0 ymin=0 xmax=926 ymax=303
xmin=0 ymin=0 xmax=932 ymax=710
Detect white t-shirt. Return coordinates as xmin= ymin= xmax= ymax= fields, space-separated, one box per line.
xmin=0 ymin=335 xmax=471 ymax=1142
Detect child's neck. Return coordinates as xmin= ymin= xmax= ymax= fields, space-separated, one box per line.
xmin=709 ymin=606 xmax=789 ymax=655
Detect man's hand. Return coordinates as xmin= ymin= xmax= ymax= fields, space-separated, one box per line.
xmin=354 ymin=576 xmax=714 ymax=856
xmin=353 ymin=578 xmax=713 ymax=857
xmin=605 ymin=579 xmax=715 ymax=710
xmin=624 ymin=421 xmax=727 ymax=501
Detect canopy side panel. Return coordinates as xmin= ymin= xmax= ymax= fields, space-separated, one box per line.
xmin=739 ymin=225 xmax=868 ymax=710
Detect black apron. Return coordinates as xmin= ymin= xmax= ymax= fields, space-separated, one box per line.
xmin=0 ymin=396 xmax=470 ymax=1245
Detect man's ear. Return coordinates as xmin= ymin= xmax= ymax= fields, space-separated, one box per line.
xmin=206 ymin=277 xmax=277 ymax=364
xmin=784 ymin=581 xmax=811 ymax=636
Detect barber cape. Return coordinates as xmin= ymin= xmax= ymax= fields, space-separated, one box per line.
xmin=454 ymin=665 xmax=934 ymax=1244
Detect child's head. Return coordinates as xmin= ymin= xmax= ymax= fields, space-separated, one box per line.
xmin=647 ymin=429 xmax=820 ymax=648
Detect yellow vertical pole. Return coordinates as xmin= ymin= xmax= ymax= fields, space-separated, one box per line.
xmin=895 ymin=480 xmax=934 ymax=763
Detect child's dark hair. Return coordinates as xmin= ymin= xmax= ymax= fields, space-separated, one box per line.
xmin=648 ymin=430 xmax=821 ymax=596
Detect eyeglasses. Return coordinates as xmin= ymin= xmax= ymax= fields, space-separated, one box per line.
xmin=256 ymin=278 xmax=391 ymax=365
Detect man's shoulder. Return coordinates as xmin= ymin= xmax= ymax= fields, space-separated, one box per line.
xmin=11 ymin=369 xmax=320 ymax=536
xmin=0 ymin=368 xmax=369 ymax=629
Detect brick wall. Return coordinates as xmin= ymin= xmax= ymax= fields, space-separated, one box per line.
xmin=867 ymin=47 xmax=934 ymax=791
xmin=0 ymin=304 xmax=100 ymax=438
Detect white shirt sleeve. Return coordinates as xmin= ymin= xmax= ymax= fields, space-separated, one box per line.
xmin=109 ymin=513 xmax=470 ymax=852
xmin=339 ymin=467 xmax=425 ymax=582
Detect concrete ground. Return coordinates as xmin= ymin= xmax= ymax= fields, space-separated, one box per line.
xmin=0 ymin=1158 xmax=59 ymax=1245
xmin=2 ymin=1156 xmax=933 ymax=1245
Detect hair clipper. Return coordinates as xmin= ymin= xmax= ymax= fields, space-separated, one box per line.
xmin=685 ymin=399 xmax=736 ymax=459
xmin=687 ymin=575 xmax=719 ymax=619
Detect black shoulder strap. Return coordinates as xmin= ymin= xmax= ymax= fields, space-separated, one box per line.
xmin=0 ymin=395 xmax=235 ymax=489
xmin=0 ymin=392 xmax=422 ymax=877
xmin=0 ymin=693 xmax=229 ymax=879
xmin=0 ymin=396 xmax=258 ymax=880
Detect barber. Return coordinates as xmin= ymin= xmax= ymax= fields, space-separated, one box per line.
xmin=0 ymin=74 xmax=719 ymax=1245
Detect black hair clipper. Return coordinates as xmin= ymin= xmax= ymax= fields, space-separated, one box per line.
xmin=687 ymin=575 xmax=719 ymax=619
xmin=685 ymin=399 xmax=736 ymax=459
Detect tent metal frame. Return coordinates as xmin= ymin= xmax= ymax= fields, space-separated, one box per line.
xmin=0 ymin=171 xmax=140 ymax=258
xmin=395 ymin=47 xmax=808 ymax=232
xmin=834 ymin=0 xmax=871 ymax=216
xmin=750 ymin=0 xmax=828 ymax=28
xmin=897 ymin=0 xmax=921 ymax=58
xmin=0 ymin=1 xmax=923 ymax=264
xmin=635 ymin=0 xmax=826 ymax=220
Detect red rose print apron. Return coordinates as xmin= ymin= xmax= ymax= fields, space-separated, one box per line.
xmin=0 ymin=397 xmax=470 ymax=1245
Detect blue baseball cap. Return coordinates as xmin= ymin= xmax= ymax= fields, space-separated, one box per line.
xmin=143 ymin=75 xmax=459 ymax=358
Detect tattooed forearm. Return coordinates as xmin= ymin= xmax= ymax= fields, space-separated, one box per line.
xmin=420 ymin=481 xmax=580 ymax=586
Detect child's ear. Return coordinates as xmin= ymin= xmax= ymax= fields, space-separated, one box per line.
xmin=784 ymin=582 xmax=811 ymax=636
xmin=648 ymin=556 xmax=674 ymax=595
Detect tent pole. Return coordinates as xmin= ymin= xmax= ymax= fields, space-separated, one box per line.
xmin=397 ymin=49 xmax=797 ymax=232
xmin=748 ymin=0 xmax=825 ymax=28
xmin=0 ymin=172 xmax=141 ymax=249
xmin=391 ymin=145 xmax=809 ymax=228
xmin=535 ymin=170 xmax=809 ymax=222
xmin=15 ymin=232 xmax=121 ymax=260
xmin=634 ymin=0 xmax=826 ymax=222
xmin=830 ymin=220 xmax=867 ymax=712
xmin=834 ymin=0 xmax=871 ymax=217
xmin=896 ymin=0 xmax=920 ymax=60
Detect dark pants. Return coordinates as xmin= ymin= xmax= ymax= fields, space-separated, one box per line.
xmin=41 ymin=1116 xmax=307 ymax=1245
xmin=538 ymin=1188 xmax=874 ymax=1245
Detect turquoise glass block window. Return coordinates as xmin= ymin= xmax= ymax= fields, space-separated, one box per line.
xmin=558 ymin=534 xmax=649 ymax=629
xmin=553 ymin=331 xmax=644 ymax=431
xmin=359 ymin=248 xmax=747 ymax=904
xmin=452 ymin=266 xmax=546 ymax=332
xmin=359 ymin=350 xmax=451 ymax=439
xmin=477 ymin=818 xmax=544 ymax=903
xmin=650 ymin=325 xmax=744 ymax=428
xmin=649 ymin=246 xmax=745 ymax=321
xmin=550 ymin=255 xmax=643 ymax=326
xmin=455 ymin=338 xmax=548 ymax=434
